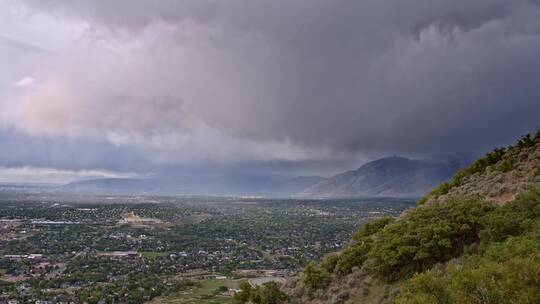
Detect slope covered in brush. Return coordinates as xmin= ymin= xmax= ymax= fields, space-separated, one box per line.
xmin=419 ymin=132 xmax=540 ymax=205
xmin=278 ymin=132 xmax=540 ymax=304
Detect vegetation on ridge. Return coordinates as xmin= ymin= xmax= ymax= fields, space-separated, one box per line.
xmin=397 ymin=188 xmax=540 ymax=304
xmin=418 ymin=131 xmax=540 ymax=205
xmin=285 ymin=131 xmax=540 ymax=304
xmin=287 ymin=187 xmax=540 ymax=303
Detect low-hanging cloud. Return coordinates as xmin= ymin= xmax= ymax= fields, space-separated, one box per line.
xmin=0 ymin=166 xmax=138 ymax=184
xmin=1 ymin=0 xmax=540 ymax=173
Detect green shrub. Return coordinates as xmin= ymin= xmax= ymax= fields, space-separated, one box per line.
xmin=366 ymin=198 xmax=494 ymax=281
xmin=235 ymin=281 xmax=288 ymax=304
xmin=479 ymin=187 xmax=540 ymax=245
xmin=352 ymin=217 xmax=395 ymax=241
xmin=320 ymin=254 xmax=340 ymax=274
xmin=234 ymin=281 xmax=253 ymax=303
xmin=335 ymin=239 xmax=373 ymax=275
xmin=431 ymin=183 xmax=451 ymax=196
xmin=416 ymin=148 xmax=505 ymax=205
xmin=334 ymin=217 xmax=394 ymax=275
xmin=451 ymin=148 xmax=506 ymax=187
xmin=418 ymin=131 xmax=540 ymax=206
xmin=418 ymin=183 xmax=452 ymax=205
xmin=483 ymin=234 xmax=540 ymax=262
xmin=395 ymin=270 xmax=452 ymax=304
xmin=396 ymin=188 xmax=540 ymax=303
xmin=498 ymin=158 xmax=515 ymax=172
xmin=416 ymin=196 xmax=428 ymax=206
xmin=305 ymin=187 xmax=540 ymax=302
xmin=396 ymin=234 xmax=540 ymax=304
xmin=303 ymin=262 xmax=330 ymax=294
xmin=517 ymin=133 xmax=535 ymax=149
xmin=258 ymin=281 xmax=289 ymax=304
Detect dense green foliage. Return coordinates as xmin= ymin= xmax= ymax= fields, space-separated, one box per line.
xmin=397 ymin=188 xmax=540 ymax=303
xmin=366 ymin=198 xmax=494 ymax=281
xmin=234 ymin=281 xmax=288 ymax=304
xmin=352 ymin=216 xmax=395 ymax=241
xmin=305 ymin=198 xmax=495 ymax=283
xmin=303 ymin=187 xmax=540 ymax=300
xmin=319 ymin=254 xmax=339 ymax=274
xmin=301 ymin=185 xmax=540 ymax=304
xmin=397 ymin=222 xmax=540 ymax=303
xmin=480 ymin=188 xmax=540 ymax=245
xmin=302 ymin=261 xmax=330 ymax=294
xmin=334 ymin=217 xmax=394 ymax=275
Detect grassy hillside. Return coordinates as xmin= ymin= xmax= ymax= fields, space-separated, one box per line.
xmin=277 ymin=132 xmax=540 ymax=304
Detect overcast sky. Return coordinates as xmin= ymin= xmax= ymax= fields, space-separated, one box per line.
xmin=1 ymin=0 xmax=539 ymax=183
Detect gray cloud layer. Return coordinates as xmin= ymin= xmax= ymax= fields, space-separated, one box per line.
xmin=1 ymin=0 xmax=540 ymax=176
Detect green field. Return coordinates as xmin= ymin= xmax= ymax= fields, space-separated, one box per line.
xmin=151 ymin=279 xmax=241 ymax=304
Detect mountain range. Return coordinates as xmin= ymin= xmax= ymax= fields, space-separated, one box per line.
xmin=300 ymin=155 xmax=471 ymax=198
xmin=59 ymin=154 xmax=471 ymax=197
xmin=60 ymin=175 xmax=326 ymax=197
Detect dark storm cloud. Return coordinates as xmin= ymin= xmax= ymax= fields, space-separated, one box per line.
xmin=2 ymin=0 xmax=540 ymax=175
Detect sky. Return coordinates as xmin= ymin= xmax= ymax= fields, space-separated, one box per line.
xmin=1 ymin=0 xmax=540 ymax=183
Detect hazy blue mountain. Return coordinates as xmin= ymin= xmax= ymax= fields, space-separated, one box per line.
xmin=61 ymin=178 xmax=146 ymax=194
xmin=61 ymin=175 xmax=326 ymax=197
xmin=299 ymin=155 xmax=471 ymax=198
xmin=60 ymin=155 xmax=469 ymax=197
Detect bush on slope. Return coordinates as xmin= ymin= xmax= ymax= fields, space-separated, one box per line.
xmin=396 ymin=188 xmax=540 ymax=304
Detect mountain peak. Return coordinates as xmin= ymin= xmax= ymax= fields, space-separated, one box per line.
xmin=300 ymin=155 xmax=470 ymax=198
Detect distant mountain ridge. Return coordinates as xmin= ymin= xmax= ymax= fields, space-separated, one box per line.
xmin=59 ymin=156 xmax=470 ymax=197
xmin=300 ymin=155 xmax=471 ymax=198
xmin=61 ymin=175 xmax=326 ymax=197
